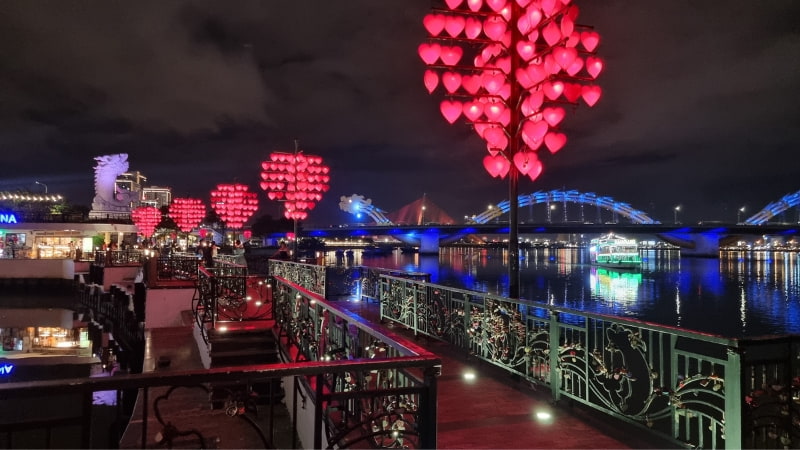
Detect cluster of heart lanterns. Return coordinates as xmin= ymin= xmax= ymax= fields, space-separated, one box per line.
xmin=130 ymin=206 xmax=162 ymax=239
xmin=419 ymin=0 xmax=603 ymax=181
xmin=168 ymin=197 xmax=206 ymax=233
xmin=259 ymin=152 xmax=331 ymax=221
xmin=210 ymin=184 xmax=259 ymax=230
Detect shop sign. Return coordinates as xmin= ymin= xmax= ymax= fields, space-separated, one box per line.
xmin=0 ymin=364 xmax=14 ymax=376
xmin=0 ymin=213 xmax=18 ymax=224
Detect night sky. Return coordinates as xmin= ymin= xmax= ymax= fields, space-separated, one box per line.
xmin=1 ymin=1 xmax=798 ymax=226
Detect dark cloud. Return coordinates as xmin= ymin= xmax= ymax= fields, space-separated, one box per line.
xmin=0 ymin=0 xmax=798 ymax=225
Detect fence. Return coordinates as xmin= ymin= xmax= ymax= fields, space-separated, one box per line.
xmin=376 ymin=274 xmax=800 ymax=449
xmin=270 ymin=275 xmax=440 ymax=448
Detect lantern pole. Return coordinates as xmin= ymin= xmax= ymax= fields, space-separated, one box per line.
xmin=292 ymin=139 xmax=300 ymax=262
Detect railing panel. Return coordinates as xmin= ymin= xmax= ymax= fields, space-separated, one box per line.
xmin=270 ymin=276 xmax=440 ymax=449
xmin=269 ymin=260 xmax=326 ymax=297
xmin=374 ymin=273 xmax=800 ymax=449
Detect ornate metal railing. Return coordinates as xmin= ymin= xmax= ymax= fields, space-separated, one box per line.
xmin=269 ymin=259 xmax=326 ymax=297
xmin=192 ymin=265 xmax=272 ymax=345
xmin=94 ymin=250 xmax=145 ymax=267
xmin=74 ymin=282 xmax=145 ymax=372
xmin=270 ymin=275 xmax=440 ymax=449
xmin=0 ymin=357 xmax=438 ymax=449
xmin=377 ymin=275 xmax=800 ymax=449
xmin=153 ymin=255 xmax=199 ymax=281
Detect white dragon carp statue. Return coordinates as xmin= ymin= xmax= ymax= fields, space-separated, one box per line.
xmin=91 ymin=153 xmax=139 ymax=213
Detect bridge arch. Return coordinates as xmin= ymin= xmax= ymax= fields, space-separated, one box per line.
xmin=745 ymin=190 xmax=800 ymax=225
xmin=339 ymin=194 xmax=392 ymax=224
xmin=470 ymin=189 xmax=660 ymax=225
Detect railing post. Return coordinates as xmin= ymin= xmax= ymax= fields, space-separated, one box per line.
xmin=210 ymin=276 xmax=218 ymax=331
xmin=419 ymin=364 xmax=441 ymax=449
xmin=724 ymin=346 xmax=742 ymax=447
xmin=412 ymin=281 xmax=419 ymax=337
xmin=314 ymin=373 xmax=324 ymax=450
xmin=464 ymin=294 xmax=472 ymax=354
xmin=548 ymin=309 xmax=561 ymax=402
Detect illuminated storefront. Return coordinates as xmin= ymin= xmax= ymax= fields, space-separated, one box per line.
xmin=1 ymin=326 xmax=90 ymax=354
xmin=0 ymin=212 xmax=137 ymax=259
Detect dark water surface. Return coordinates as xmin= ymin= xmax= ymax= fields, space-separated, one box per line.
xmin=339 ymin=247 xmax=800 ymax=338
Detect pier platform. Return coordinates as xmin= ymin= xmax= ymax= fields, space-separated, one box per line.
xmin=130 ymin=296 xmax=678 ymax=448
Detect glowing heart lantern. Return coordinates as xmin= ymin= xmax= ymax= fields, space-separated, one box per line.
xmin=131 ymin=206 xmax=162 ymax=239
xmin=210 ymin=183 xmax=259 ymax=230
xmin=168 ymin=197 xmax=206 ymax=233
xmin=419 ymin=0 xmax=603 ymax=181
xmin=259 ymin=151 xmax=331 ymax=221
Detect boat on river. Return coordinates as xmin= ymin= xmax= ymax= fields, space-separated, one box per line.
xmin=589 ymin=233 xmax=642 ymax=269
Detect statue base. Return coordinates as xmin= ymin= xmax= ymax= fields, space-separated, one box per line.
xmin=89 ymin=209 xmax=132 ymax=221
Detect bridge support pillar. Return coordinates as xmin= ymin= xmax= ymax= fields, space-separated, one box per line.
xmin=419 ymin=232 xmax=441 ymax=255
xmin=659 ymin=232 xmax=721 ymax=257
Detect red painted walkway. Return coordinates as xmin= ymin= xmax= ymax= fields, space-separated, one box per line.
xmin=138 ymin=279 xmax=679 ymax=449
xmin=336 ymin=298 xmax=677 ymax=449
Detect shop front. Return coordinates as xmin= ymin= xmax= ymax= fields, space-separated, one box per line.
xmin=0 ymin=217 xmax=138 ymax=260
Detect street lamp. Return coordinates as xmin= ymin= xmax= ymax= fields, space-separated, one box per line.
xmin=738 ymin=206 xmax=746 ymax=224
xmin=35 ymin=181 xmax=48 ymax=194
xmin=674 ymin=205 xmax=681 ymax=224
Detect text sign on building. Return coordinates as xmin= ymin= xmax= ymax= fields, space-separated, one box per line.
xmin=0 ymin=364 xmax=14 ymax=376
xmin=0 ymin=213 xmax=19 ymax=224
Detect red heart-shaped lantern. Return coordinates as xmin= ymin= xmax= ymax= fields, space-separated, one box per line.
xmin=260 ymin=149 xmax=330 ymax=222
xmin=423 ymin=70 xmax=439 ymax=93
xmin=581 ymin=85 xmax=602 ymax=106
xmin=483 ymin=154 xmax=510 ymax=178
xmin=544 ymin=132 xmax=567 ymax=153
xmin=131 ymin=206 xmax=162 ymax=239
xmin=440 ymin=100 xmax=463 ymax=123
xmin=169 ymin=198 xmax=206 ymax=233
xmin=420 ymin=0 xmax=603 ymax=182
xmin=423 ymin=14 xmax=446 ymax=36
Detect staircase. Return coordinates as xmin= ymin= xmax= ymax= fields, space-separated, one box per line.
xmin=205 ymin=324 xmax=284 ymax=408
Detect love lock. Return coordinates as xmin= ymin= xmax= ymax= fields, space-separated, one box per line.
xmin=224 ymin=399 xmax=246 ymax=417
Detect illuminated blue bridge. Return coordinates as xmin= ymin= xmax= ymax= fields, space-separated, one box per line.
xmin=322 ymin=189 xmax=800 ymax=255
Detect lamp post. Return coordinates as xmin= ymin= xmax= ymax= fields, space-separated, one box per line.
xmin=674 ymin=205 xmax=681 ymax=224
xmin=419 ymin=2 xmax=604 ymax=298
xmin=738 ymin=206 xmax=746 ymax=224
xmin=35 ymin=181 xmax=48 ymax=194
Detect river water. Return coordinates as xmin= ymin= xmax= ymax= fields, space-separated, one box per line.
xmin=334 ymin=247 xmax=800 ymax=339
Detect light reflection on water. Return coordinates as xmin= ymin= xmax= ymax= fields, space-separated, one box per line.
xmin=339 ymin=247 xmax=800 ymax=338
